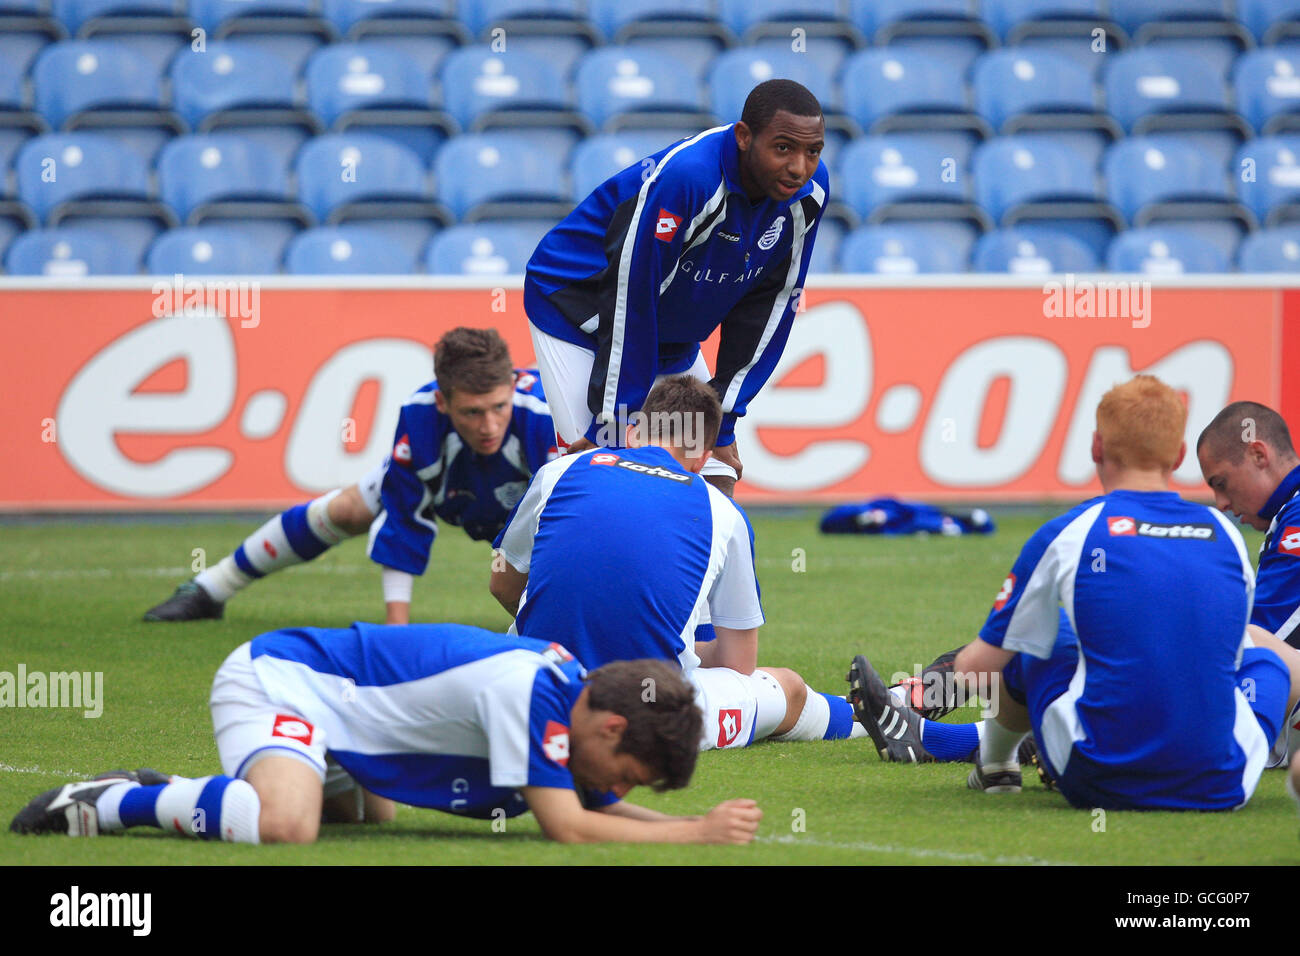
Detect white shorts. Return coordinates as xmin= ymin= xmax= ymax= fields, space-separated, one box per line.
xmin=527 ymin=321 xmax=738 ymax=481
xmin=688 ymin=666 xmax=787 ymax=752
xmin=356 ymin=459 xmax=387 ymax=516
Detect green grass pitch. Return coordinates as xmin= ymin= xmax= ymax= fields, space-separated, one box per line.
xmin=1 ymin=510 xmax=1296 ymax=866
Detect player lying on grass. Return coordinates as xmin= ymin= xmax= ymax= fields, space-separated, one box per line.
xmin=491 ymin=375 xmax=870 ymax=752
xmin=10 ymin=624 xmax=762 ymax=845
xmin=144 ymin=327 xmax=556 ymax=626
xmin=525 ymin=78 xmax=829 ymax=496
xmin=850 ymin=375 xmax=1298 ymax=811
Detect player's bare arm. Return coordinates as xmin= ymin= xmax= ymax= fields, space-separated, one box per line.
xmin=696 ymin=625 xmax=758 ymax=674
xmin=489 ymin=553 xmax=528 ymax=616
xmin=523 ymin=787 xmax=760 ymax=844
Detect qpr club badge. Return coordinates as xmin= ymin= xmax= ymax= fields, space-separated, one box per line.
xmin=757 ymin=215 xmax=785 ymax=250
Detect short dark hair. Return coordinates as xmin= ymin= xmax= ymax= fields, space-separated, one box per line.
xmin=584 ymin=659 xmax=701 ymax=792
xmin=639 ymin=375 xmax=722 ymax=452
xmin=433 ymin=327 xmax=514 ymax=398
xmin=740 ymin=79 xmax=823 ymax=135
xmin=1197 ymin=401 xmax=1297 ymax=463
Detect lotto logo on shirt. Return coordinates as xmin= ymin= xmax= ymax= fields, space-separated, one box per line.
xmin=717 ymin=709 xmax=742 ymax=748
xmin=542 ymin=720 xmax=570 ymax=767
xmin=393 ymin=433 xmax=412 ymax=467
xmin=271 ymin=714 xmax=313 ymax=744
xmin=655 ymin=209 xmax=682 ymax=242
xmin=993 ymin=573 xmax=1016 ymax=611
xmin=1280 ymin=527 xmax=1300 ymax=556
xmin=590 ymin=453 xmax=621 ymax=465
xmin=1107 ymin=516 xmax=1136 ymax=536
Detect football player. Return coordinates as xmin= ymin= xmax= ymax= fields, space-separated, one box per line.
xmin=10 ymin=624 xmax=762 ymax=844
xmin=143 ymin=327 xmax=556 ymax=626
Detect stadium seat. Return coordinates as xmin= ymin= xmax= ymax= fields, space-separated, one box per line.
xmin=839 ymin=222 xmax=966 ymax=273
xmin=972 ymin=49 xmax=1117 ymax=142
xmin=320 ymin=0 xmax=465 ymax=42
xmin=51 ymin=0 xmax=192 ymax=73
xmin=4 ymin=224 xmax=139 ymax=274
xmin=971 ymin=227 xmax=1101 ymax=273
xmin=1108 ymin=0 xmax=1251 ymax=78
xmin=707 ymin=45 xmax=846 ymax=135
xmin=434 ymin=130 xmax=571 ymax=221
xmin=284 ymin=224 xmax=418 ymax=273
xmin=717 ymin=0 xmax=861 ymax=46
xmin=145 ymin=224 xmax=285 ymax=273
xmin=440 ymin=46 xmax=587 ymax=133
xmin=188 ymin=0 xmax=337 ymax=76
xmin=0 ymin=213 xmax=25 ymax=265
xmin=469 ymin=0 xmax=601 ymax=80
xmin=1235 ymin=136 xmax=1300 ymax=225
xmin=15 ymin=132 xmax=170 ymax=222
xmin=1102 ymin=49 xmax=1249 ymax=151
xmin=170 ymin=42 xmax=319 ymax=168
xmin=1236 ymin=224 xmax=1300 ymax=269
xmin=1234 ymin=48 xmax=1300 ymax=135
xmin=1106 ymin=226 xmax=1232 ymax=272
xmin=31 ymin=40 xmax=183 ymax=157
xmin=1238 ymin=0 xmax=1300 ymax=44
xmin=841 ymin=49 xmax=991 ymax=144
xmin=569 ymin=130 xmax=677 ymax=198
xmin=1103 ymin=135 xmax=1245 ymax=222
xmin=589 ymin=0 xmax=732 ymax=49
xmin=839 ymin=135 xmax=991 ymax=233
xmin=424 ymin=219 xmax=549 ymax=274
xmin=575 ymin=46 xmax=714 ymax=132
xmin=295 ymin=133 xmax=447 ymax=225
xmin=304 ymin=43 xmax=452 ymax=164
xmin=851 ymin=0 xmax=996 ymax=79
xmin=805 ymin=216 xmax=844 ymax=273
xmin=156 ymin=133 xmax=310 ymax=229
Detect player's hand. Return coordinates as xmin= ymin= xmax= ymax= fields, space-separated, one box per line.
xmin=699 ymin=798 xmax=761 ymax=844
xmin=565 ymin=437 xmax=596 ymax=455
xmin=711 ymin=440 xmax=743 ymax=481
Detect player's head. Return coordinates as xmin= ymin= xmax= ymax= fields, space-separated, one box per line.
xmin=432 ymin=327 xmax=516 ymax=456
xmin=1196 ymin=401 xmax=1298 ymax=530
xmin=629 ymin=375 xmax=722 ymax=470
xmin=734 ymin=79 xmax=824 ymax=203
xmin=1093 ymin=375 xmax=1187 ymax=478
xmin=569 ymin=659 xmax=701 ymax=797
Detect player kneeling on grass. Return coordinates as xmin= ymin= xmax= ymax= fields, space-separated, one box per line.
xmin=849 ymin=375 xmax=1299 ymax=811
xmin=10 ymin=624 xmax=761 ymax=845
xmin=143 ymin=327 xmax=556 ymax=626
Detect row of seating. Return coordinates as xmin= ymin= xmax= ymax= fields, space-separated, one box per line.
xmin=7 ymin=221 xmax=1299 ymax=275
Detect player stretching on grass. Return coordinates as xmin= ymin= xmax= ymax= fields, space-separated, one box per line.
xmin=143 ymin=327 xmax=556 ymax=626
xmin=11 ymin=624 xmax=762 ymax=844
xmin=524 ymin=78 xmax=829 ymax=496
xmin=492 ymin=375 xmax=870 ymax=752
xmin=850 ymin=376 xmax=1297 ymax=810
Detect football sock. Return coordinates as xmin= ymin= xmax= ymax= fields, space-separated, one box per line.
xmin=97 ymin=776 xmax=260 ymax=844
xmin=978 ymin=718 xmax=1027 ymax=768
xmin=771 ymin=690 xmax=869 ymax=741
xmin=918 ymin=719 xmax=980 ymax=761
xmin=196 ymin=491 xmax=349 ymax=602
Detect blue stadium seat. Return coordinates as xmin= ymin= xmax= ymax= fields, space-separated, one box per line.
xmin=188 ymin=0 xmax=336 ymax=76
xmin=5 ymin=225 xmax=139 ymax=274
xmin=469 ymin=0 xmax=601 ymax=79
xmin=1106 ymin=226 xmax=1232 ymax=272
xmin=434 ymin=130 xmax=571 ymax=221
xmin=589 ymin=0 xmax=732 ymax=47
xmin=569 ymin=130 xmax=677 ymax=198
xmin=33 ymin=39 xmax=170 ymax=125
xmin=1234 ymin=48 xmax=1300 ymax=135
xmin=841 ymin=49 xmax=990 ymax=143
xmin=972 ymin=49 xmax=1115 ymax=137
xmin=0 ymin=213 xmax=25 ymax=265
xmin=839 ymin=135 xmax=991 ymax=233
xmin=15 ymin=132 xmax=165 ymax=221
xmin=718 ymin=0 xmax=860 ymax=45
xmin=441 ymin=45 xmax=586 ymax=133
xmin=1103 ymin=135 xmax=1241 ymax=222
xmin=1108 ymin=0 xmax=1251 ymax=66
xmin=157 ymin=133 xmax=309 ymax=228
xmin=839 ymin=222 xmax=966 ymax=273
xmin=1238 ymin=0 xmax=1300 ymax=43
xmin=1235 ymin=136 xmax=1300 ymax=225
xmin=146 ymin=224 xmax=285 ymax=273
xmin=617 ymin=37 xmax=728 ymax=83
xmin=851 ymin=0 xmax=996 ymax=79
xmin=1236 ymin=225 xmax=1300 ymax=269
xmin=285 ymin=224 xmax=418 ymax=273
xmin=805 ymin=216 xmax=844 ymax=273
xmin=51 ymin=0 xmax=178 ymax=34
xmin=707 ymin=45 xmax=844 ymax=134
xmin=425 ymin=219 xmax=549 ymax=274
xmin=295 ymin=133 xmax=446 ymax=224
xmin=321 ymin=0 xmax=465 ymax=41
xmin=1103 ymin=48 xmax=1246 ymax=132
xmin=304 ymin=43 xmax=452 ymax=164
xmin=971 ymin=227 xmax=1100 ymax=272
xmin=575 ymin=46 xmax=713 ymax=132
xmin=0 ymin=31 xmax=58 ymax=81
xmin=51 ymin=0 xmax=192 ymax=72
xmin=982 ymin=0 xmax=1103 ymax=41
xmin=0 ymin=127 xmax=43 ymax=180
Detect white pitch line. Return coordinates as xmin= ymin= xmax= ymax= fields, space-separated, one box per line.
xmin=0 ymin=564 xmax=378 ymax=582
xmin=0 ymin=763 xmax=92 ymax=779
xmin=756 ymin=833 xmax=1074 ymax=866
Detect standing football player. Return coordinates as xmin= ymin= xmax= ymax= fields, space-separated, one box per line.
xmin=524 ymin=78 xmax=828 ymax=497
xmin=143 ymin=327 xmax=556 ymax=625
